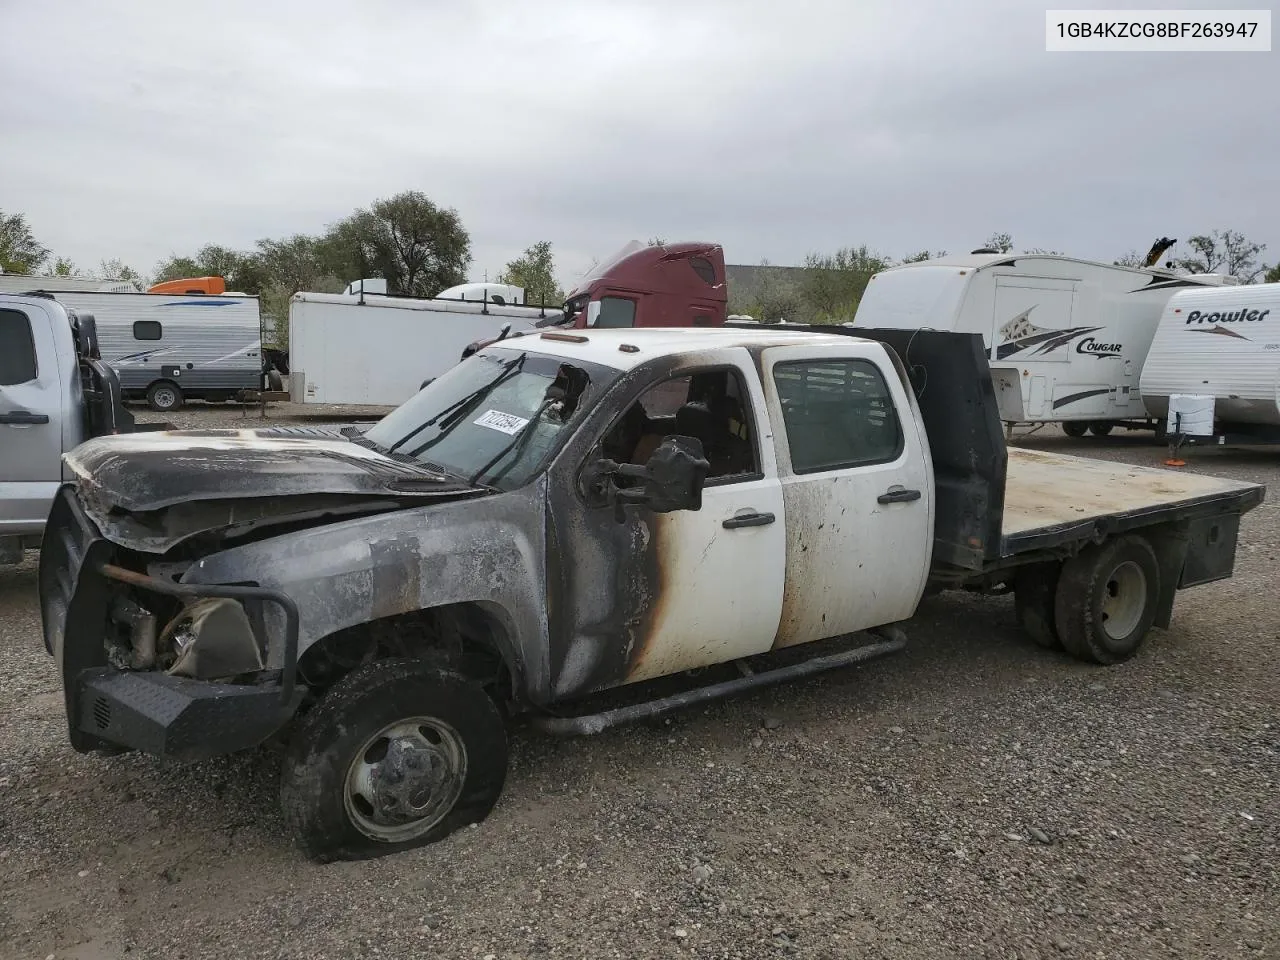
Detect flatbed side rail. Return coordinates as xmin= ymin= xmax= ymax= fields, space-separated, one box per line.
xmin=999 ymin=485 xmax=1265 ymax=558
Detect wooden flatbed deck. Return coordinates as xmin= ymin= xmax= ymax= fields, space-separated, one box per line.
xmin=1000 ymin=447 xmax=1263 ymax=551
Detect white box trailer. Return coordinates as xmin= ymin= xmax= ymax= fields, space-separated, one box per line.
xmin=287 ymin=285 xmax=559 ymax=406
xmin=1139 ymin=282 xmax=1280 ymax=444
xmin=0 ymin=273 xmax=138 ymax=293
xmin=849 ymin=252 xmax=1233 ymax=435
xmin=27 ymin=288 xmax=263 ymax=411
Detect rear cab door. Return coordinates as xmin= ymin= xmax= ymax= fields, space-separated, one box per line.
xmin=760 ymin=340 xmax=935 ymax=647
xmin=0 ymin=299 xmax=67 ymax=536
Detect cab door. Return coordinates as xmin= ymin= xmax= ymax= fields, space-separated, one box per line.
xmin=0 ymin=303 xmax=65 ymax=536
xmin=546 ymin=350 xmax=785 ymax=697
xmin=760 ymin=341 xmax=934 ymax=647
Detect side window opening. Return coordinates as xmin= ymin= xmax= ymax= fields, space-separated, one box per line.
xmin=0 ymin=309 xmax=38 ymax=385
xmin=593 ymin=297 xmax=637 ymax=328
xmin=133 ymin=320 xmax=163 ymax=341
xmin=601 ymin=368 xmax=758 ymax=483
xmin=773 ymin=359 xmax=903 ymax=472
xmin=689 ymin=257 xmax=717 ymax=285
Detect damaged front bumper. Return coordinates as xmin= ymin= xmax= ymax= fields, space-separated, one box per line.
xmin=39 ymin=486 xmax=305 ymax=761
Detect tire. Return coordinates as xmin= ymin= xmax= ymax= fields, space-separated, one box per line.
xmin=1062 ymin=421 xmax=1089 ymax=438
xmin=279 ymin=658 xmax=508 ymax=863
xmin=1014 ymin=563 xmax=1063 ymax=650
xmin=146 ymin=380 xmax=183 ymax=412
xmin=1053 ymin=535 xmax=1160 ymax=665
xmin=1089 ymin=422 xmax=1114 ymax=437
xmin=267 ymin=370 xmax=285 ymax=392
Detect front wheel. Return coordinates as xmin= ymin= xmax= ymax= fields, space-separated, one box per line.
xmin=1062 ymin=421 xmax=1089 ymax=438
xmin=1089 ymin=422 xmax=1114 ymax=437
xmin=1054 ymin=535 xmax=1160 ymax=664
xmin=280 ymin=659 xmax=508 ymax=862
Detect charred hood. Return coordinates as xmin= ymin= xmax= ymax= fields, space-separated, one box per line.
xmin=64 ymin=427 xmax=481 ymax=553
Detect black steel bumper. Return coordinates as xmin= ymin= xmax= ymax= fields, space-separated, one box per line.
xmin=39 ymin=486 xmax=305 ymax=761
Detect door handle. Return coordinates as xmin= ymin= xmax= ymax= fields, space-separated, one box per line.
xmin=1 ymin=410 xmax=50 ymax=425
xmin=877 ymin=487 xmax=921 ymax=504
xmin=723 ymin=511 xmax=776 ymax=529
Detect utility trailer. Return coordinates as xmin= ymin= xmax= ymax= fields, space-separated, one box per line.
xmin=41 ymin=324 xmax=1263 ymax=862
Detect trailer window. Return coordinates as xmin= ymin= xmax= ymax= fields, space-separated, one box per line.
xmin=773 ymin=359 xmax=903 ymax=472
xmin=133 ymin=321 xmax=162 ymax=341
xmin=0 ymin=309 xmax=38 ymax=385
xmin=592 ymin=297 xmax=637 ymax=329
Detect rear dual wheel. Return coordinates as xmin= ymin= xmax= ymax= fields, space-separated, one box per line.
xmin=1015 ymin=535 xmax=1160 ymax=664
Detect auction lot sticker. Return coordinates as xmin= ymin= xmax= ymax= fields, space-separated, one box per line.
xmin=474 ymin=409 xmax=531 ymax=434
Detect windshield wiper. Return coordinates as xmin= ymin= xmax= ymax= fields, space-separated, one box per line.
xmin=387 ymin=353 xmax=526 ymax=457
xmin=468 ymin=396 xmax=556 ymax=487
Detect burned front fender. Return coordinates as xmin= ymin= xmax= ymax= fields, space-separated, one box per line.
xmin=180 ymin=479 xmax=551 ymax=701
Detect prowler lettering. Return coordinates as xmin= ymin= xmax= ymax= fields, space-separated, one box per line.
xmin=1186 ymin=309 xmax=1270 ymax=325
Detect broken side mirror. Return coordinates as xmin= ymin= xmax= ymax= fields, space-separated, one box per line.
xmin=588 ymin=436 xmax=710 ymax=523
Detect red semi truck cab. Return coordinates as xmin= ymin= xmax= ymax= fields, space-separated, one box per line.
xmin=560 ymin=241 xmax=728 ymax=329
xmin=462 ymin=242 xmax=727 ymax=358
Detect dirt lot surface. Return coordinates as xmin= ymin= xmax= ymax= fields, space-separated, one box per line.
xmin=1 ymin=407 xmax=1276 ymax=960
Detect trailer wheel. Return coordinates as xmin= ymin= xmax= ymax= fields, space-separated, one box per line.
xmin=1062 ymin=422 xmax=1089 ymax=438
xmin=1054 ymin=535 xmax=1160 ymax=665
xmin=1014 ymin=563 xmax=1062 ymax=649
xmin=1089 ymin=422 xmax=1114 ymax=437
xmin=280 ymin=658 xmax=507 ymax=863
xmin=146 ymin=380 xmax=183 ymax=412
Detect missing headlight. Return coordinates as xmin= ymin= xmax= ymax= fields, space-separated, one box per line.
xmin=160 ymin=598 xmax=266 ymax=681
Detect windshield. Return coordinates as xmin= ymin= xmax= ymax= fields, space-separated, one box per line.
xmin=363 ymin=348 xmax=617 ymax=491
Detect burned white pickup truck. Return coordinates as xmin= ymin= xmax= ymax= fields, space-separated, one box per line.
xmin=40 ymin=326 xmax=1264 ymax=861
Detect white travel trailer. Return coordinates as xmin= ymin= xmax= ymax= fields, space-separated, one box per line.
xmin=0 ymin=272 xmax=138 ymax=294
xmin=287 ymin=283 xmax=560 ymax=406
xmin=1139 ymin=282 xmax=1280 ymax=445
xmin=849 ymin=250 xmax=1233 ymax=435
xmin=35 ymin=289 xmax=263 ymax=411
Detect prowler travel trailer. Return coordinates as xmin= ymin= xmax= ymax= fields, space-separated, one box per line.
xmin=1139 ymin=281 xmax=1280 ymax=447
xmin=848 ymin=239 xmax=1235 ymax=436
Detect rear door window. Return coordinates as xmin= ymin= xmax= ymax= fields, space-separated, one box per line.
xmin=0 ymin=309 xmax=38 ymax=385
xmin=773 ymin=359 xmax=904 ymax=472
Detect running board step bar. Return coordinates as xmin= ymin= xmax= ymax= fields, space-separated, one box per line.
xmin=531 ymin=627 xmax=907 ymax=736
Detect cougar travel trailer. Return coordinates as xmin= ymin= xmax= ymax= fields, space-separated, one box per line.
xmin=34 ymin=289 xmax=264 ymax=410
xmin=849 ymin=245 xmax=1233 ymax=434
xmin=287 ymin=284 xmax=556 ymax=406
xmin=1139 ymin=282 xmax=1280 ymax=445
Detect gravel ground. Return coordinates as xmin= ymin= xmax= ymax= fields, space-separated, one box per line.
xmin=1 ymin=410 xmax=1276 ymax=960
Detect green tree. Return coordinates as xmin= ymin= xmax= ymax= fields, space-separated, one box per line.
xmin=323 ymin=191 xmax=471 ymax=297
xmin=0 ymin=210 xmax=49 ymax=274
xmin=497 ymin=240 xmax=564 ymax=305
xmin=1173 ymin=230 xmax=1268 ymax=283
xmin=97 ymin=258 xmax=144 ymax=286
xmin=1265 ymin=263 xmax=1280 ymax=284
xmin=982 ymin=232 xmax=1014 ymax=254
xmin=51 ymin=256 xmax=79 ymax=276
xmin=1113 ymin=250 xmax=1145 ymax=268
xmin=901 ymin=250 xmax=947 ymax=263
xmin=151 ymin=255 xmax=202 ymax=284
xmin=801 ymin=245 xmax=891 ymax=323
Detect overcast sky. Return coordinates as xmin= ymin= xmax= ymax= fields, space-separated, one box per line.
xmin=2 ymin=0 xmax=1276 ymax=285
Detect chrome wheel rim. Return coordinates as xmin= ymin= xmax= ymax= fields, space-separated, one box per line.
xmin=1100 ymin=560 xmax=1147 ymax=640
xmin=153 ymin=386 xmax=177 ymax=408
xmin=343 ymin=717 xmax=467 ymax=842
